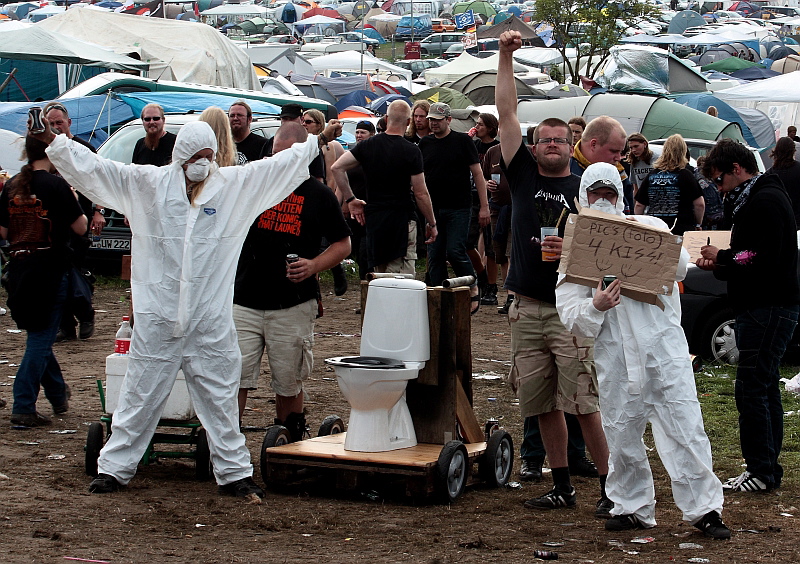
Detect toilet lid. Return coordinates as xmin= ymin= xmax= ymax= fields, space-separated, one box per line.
xmin=325 ymin=356 xmax=406 ymax=369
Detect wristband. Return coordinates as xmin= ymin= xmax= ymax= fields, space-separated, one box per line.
xmin=95 ymin=208 xmax=105 ymax=215
xmin=345 ymin=196 xmax=356 ymax=204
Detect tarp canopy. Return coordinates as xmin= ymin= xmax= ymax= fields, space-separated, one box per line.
xmin=411 ymin=87 xmax=475 ymax=109
xmin=729 ymin=66 xmax=781 ymax=80
xmin=200 ymin=4 xmax=267 ymax=16
xmin=667 ymin=10 xmax=707 ymax=34
xmin=290 ymin=73 xmax=371 ymax=97
xmin=701 ymin=57 xmax=761 ymax=72
xmin=714 ymin=71 xmax=800 ymax=134
xmin=512 ymin=46 xmax=578 ymax=67
xmin=595 ymin=45 xmax=709 ymax=95
xmin=366 ymin=93 xmax=411 ymax=115
xmin=39 ymin=9 xmax=259 ymax=90
xmin=243 ymin=45 xmax=315 ymax=76
xmin=619 ymin=34 xmax=686 ymax=45
xmin=309 ymin=51 xmax=412 ymax=85
xmin=116 ymin=91 xmax=280 ymax=118
xmin=0 ymin=26 xmax=148 ymax=71
xmin=0 ymin=128 xmax=26 ymax=176
xmin=477 ymin=14 xmax=543 ymax=43
xmin=674 ymin=92 xmax=773 ymax=148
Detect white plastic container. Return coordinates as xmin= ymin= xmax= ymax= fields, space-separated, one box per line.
xmin=104 ymin=354 xmax=196 ymax=419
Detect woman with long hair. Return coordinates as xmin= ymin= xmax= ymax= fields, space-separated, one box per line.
xmin=199 ymin=107 xmax=236 ymax=168
xmin=768 ymin=136 xmax=800 ymax=225
xmin=633 ymin=134 xmax=705 ymax=235
xmin=0 ymin=135 xmax=87 ymax=427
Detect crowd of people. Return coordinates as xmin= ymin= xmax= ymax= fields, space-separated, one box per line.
xmin=1 ymin=28 xmax=799 ymax=535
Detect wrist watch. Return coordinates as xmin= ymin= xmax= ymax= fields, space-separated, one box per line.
xmin=94 ymin=208 xmax=105 ymax=215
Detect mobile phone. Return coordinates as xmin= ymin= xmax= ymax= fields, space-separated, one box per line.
xmin=602 ymin=275 xmax=617 ymax=290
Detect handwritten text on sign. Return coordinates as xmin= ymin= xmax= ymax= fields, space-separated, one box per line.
xmin=585 ymin=221 xmax=666 ymax=279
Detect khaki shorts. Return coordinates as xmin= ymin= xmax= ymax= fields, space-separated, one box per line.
xmin=506 ymin=296 xmax=598 ymax=418
xmin=375 ymin=220 xmax=417 ymax=275
xmin=233 ymin=300 xmax=316 ymax=397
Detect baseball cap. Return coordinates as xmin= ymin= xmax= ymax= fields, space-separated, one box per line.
xmin=427 ymin=102 xmax=451 ymax=119
xmin=355 ymin=120 xmax=375 ymax=133
xmin=586 ymin=178 xmax=619 ymax=195
xmin=280 ymin=103 xmax=304 ymax=120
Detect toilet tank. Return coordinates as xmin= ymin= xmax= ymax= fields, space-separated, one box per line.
xmin=360 ymin=278 xmax=430 ymax=363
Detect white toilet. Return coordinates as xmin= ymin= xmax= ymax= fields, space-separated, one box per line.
xmin=325 ymin=277 xmax=429 ymax=452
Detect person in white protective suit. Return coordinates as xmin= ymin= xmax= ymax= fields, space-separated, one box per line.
xmin=554 ymin=163 xmax=730 ymax=539
xmin=36 ymin=118 xmax=351 ymax=500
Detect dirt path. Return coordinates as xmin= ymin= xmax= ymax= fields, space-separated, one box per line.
xmin=1 ymin=282 xmax=799 ymax=563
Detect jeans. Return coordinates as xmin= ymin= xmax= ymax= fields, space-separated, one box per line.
xmin=735 ymin=305 xmax=799 ymax=487
xmin=426 ymin=207 xmax=476 ymax=286
xmin=12 ymin=273 xmax=69 ymax=415
xmin=521 ymin=414 xmax=587 ymax=461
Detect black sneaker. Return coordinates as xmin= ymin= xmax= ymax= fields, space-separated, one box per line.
xmin=10 ymin=412 xmax=52 ymax=427
xmin=218 ymin=477 xmax=265 ymax=499
xmin=498 ymin=295 xmax=514 ymax=315
xmin=52 ymin=384 xmax=71 ymax=415
xmin=693 ymin=510 xmax=731 ymax=540
xmin=723 ymin=471 xmax=771 ymax=493
xmin=79 ymin=320 xmax=95 ymax=340
xmin=595 ymin=496 xmax=614 ymax=519
xmin=55 ymin=328 xmax=77 ymax=343
xmin=523 ymin=486 xmax=576 ymax=510
xmin=605 ymin=513 xmax=647 ymax=531
xmin=568 ymin=456 xmax=599 ymax=478
xmin=519 ymin=458 xmax=544 ymax=482
xmin=481 ymin=284 xmax=498 ymax=306
xmin=89 ymin=473 xmax=120 ymax=493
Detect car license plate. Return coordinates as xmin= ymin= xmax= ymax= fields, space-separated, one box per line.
xmin=92 ymin=237 xmax=130 ymax=251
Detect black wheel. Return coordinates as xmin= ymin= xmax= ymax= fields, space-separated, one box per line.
xmin=260 ymin=425 xmax=292 ymax=483
xmin=435 ymin=440 xmax=469 ymax=503
xmin=195 ymin=428 xmax=213 ymax=480
xmin=85 ymin=422 xmax=104 ymax=477
xmin=697 ymin=308 xmax=738 ymax=364
xmin=318 ymin=415 xmax=345 ymax=437
xmin=479 ymin=431 xmax=514 ymax=488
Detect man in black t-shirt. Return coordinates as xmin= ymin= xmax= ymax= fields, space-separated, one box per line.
xmin=233 ymin=123 xmax=351 ymax=441
xmin=228 ymin=100 xmax=267 ymax=164
xmin=419 ymin=102 xmax=488 ymax=313
xmin=131 ymin=103 xmax=177 ymax=167
xmin=497 ymin=30 xmax=610 ymax=515
xmin=332 ymin=101 xmax=437 ymax=275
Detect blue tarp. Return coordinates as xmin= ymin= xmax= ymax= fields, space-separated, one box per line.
xmin=729 ymin=67 xmax=781 ymax=80
xmin=116 ymin=92 xmax=281 ymax=118
xmin=366 ymin=93 xmax=411 ymax=115
xmin=0 ymin=94 xmax=134 ymax=147
xmin=335 ymin=90 xmax=381 ymax=112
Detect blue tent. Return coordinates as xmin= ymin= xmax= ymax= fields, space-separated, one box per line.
xmin=729 ymin=67 xmax=781 ymax=81
xmin=366 ymin=93 xmax=411 ymax=115
xmin=360 ymin=28 xmax=387 ymax=44
xmin=117 ymin=92 xmax=281 ymax=118
xmin=334 ymin=90 xmax=381 ymax=112
xmin=507 ymin=5 xmax=521 ymax=16
xmin=280 ymin=3 xmax=299 ymax=24
xmin=675 ymin=93 xmax=767 ymax=148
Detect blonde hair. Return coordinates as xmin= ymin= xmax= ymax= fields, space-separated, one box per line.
xmin=199 ymin=107 xmax=236 ymax=168
xmin=302 ymin=109 xmax=326 ymax=134
xmin=406 ymin=99 xmax=430 ymax=138
xmin=653 ymin=134 xmax=688 ymax=172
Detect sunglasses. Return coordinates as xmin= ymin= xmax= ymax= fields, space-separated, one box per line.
xmin=713 ymin=172 xmax=727 ymax=184
xmin=302 ymin=119 xmax=319 ymax=125
xmin=46 ymin=103 xmax=68 ymax=114
xmin=143 ymin=116 xmax=162 ymax=122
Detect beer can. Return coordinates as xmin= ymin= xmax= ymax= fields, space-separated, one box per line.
xmin=286 ymin=253 xmax=299 ymax=264
xmin=602 ymin=275 xmax=617 ymax=290
xmin=533 ymin=549 xmax=558 ymax=560
xmin=28 ymin=106 xmax=46 ymax=134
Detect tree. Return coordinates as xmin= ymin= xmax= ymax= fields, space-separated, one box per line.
xmin=532 ymin=0 xmax=660 ymax=85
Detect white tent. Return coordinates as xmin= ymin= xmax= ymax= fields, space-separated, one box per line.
xmin=39 ymin=9 xmax=259 ymax=90
xmin=714 ymin=71 xmax=800 ymax=135
xmin=425 ymin=52 xmax=530 ymax=85
xmin=200 ymin=4 xmax=268 ymax=17
xmin=310 ymin=51 xmax=412 ymax=88
xmin=298 ymin=15 xmax=344 ymax=25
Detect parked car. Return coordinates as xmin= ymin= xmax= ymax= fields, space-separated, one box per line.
xmin=393 ymin=58 xmax=447 ymax=78
xmin=419 ymin=32 xmax=466 ymax=56
xmin=395 ymin=14 xmax=433 ymax=40
xmin=338 ymin=32 xmax=380 ymax=47
xmin=431 ymin=18 xmax=456 ymax=32
xmin=648 ymin=138 xmax=767 ymax=172
xmin=443 ymin=38 xmax=500 ymax=59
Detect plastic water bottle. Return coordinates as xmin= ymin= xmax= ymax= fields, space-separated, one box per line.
xmin=114 ymin=316 xmax=132 ymax=354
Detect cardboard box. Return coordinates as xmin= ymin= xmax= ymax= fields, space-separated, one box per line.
xmin=105 ymin=354 xmax=196 ymax=420
xmin=682 ymin=230 xmax=731 ymax=263
xmin=559 ymin=208 xmax=683 ymax=308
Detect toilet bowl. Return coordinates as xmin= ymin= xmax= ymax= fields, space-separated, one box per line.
xmin=325 ymin=278 xmax=429 ymax=452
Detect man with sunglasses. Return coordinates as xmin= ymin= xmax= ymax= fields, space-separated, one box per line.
xmin=497 ymin=30 xmax=610 ymax=515
xmin=132 ymin=104 xmax=176 ymax=167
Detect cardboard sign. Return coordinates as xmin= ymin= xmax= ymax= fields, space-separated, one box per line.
xmin=559 ymin=208 xmax=683 ymax=308
xmin=681 ymin=230 xmax=731 ymax=263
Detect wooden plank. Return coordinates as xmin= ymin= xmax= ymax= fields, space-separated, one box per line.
xmin=455 ymin=375 xmax=484 ymax=444
xmin=452 ymin=286 xmax=473 ymax=405
xmin=121 ymin=254 xmax=132 ymax=280
xmin=417 ymin=288 xmax=441 ymax=386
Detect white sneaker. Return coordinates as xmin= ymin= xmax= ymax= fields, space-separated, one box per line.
xmin=723 ymin=471 xmax=771 ymax=492
xmin=0 ymin=307 xmax=6 ymax=315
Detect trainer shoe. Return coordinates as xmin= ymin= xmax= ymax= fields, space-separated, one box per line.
xmin=693 ymin=510 xmax=731 ymax=540
xmin=10 ymin=412 xmax=52 ymax=427
xmin=723 ymin=471 xmax=771 ymax=493
xmin=595 ymin=496 xmax=614 ymax=519
xmin=519 ymin=458 xmax=544 ymax=482
xmin=523 ymin=486 xmax=576 ymax=510
xmin=498 ymin=295 xmax=514 ymax=315
xmin=481 ymin=284 xmax=498 ymax=306
xmin=52 ymin=383 xmax=72 ymax=415
xmin=79 ymin=320 xmax=95 ymax=340
xmin=218 ymin=477 xmax=265 ymax=499
xmin=568 ymin=455 xmax=599 ymax=478
xmin=605 ymin=513 xmax=648 ymax=531
xmin=89 ymin=473 xmax=120 ymax=493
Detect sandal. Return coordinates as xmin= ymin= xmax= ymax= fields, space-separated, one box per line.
xmin=470 ymin=293 xmax=481 ymax=316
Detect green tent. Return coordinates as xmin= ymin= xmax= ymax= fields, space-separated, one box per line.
xmin=235 ymin=17 xmax=267 ymax=35
xmin=410 ymin=87 xmax=475 ymax=110
xmin=452 ymin=1 xmax=497 ymax=22
xmin=701 ymin=57 xmax=762 ymax=73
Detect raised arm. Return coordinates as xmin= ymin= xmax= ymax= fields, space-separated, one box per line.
xmin=497 ymin=31 xmax=523 ymax=167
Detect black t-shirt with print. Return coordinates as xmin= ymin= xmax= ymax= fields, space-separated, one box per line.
xmin=635 ymin=167 xmax=702 ymax=234
xmin=235 ymin=132 xmax=268 ymax=165
xmin=233 ymin=178 xmax=351 ymax=311
xmin=132 ymin=131 xmax=176 ymax=166
xmin=501 ymin=142 xmax=580 ymax=304
xmin=419 ymin=130 xmax=480 ymax=210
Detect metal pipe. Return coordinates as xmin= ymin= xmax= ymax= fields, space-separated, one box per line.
xmin=442 ymin=275 xmax=475 ymax=288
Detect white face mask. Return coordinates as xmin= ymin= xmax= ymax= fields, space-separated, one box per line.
xmin=590 ymin=197 xmax=617 ymax=215
xmin=185 ymin=158 xmax=211 ymax=182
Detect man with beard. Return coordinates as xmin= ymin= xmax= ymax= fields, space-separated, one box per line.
xmin=497 ymin=29 xmax=610 ymax=515
xmin=228 ymin=101 xmax=267 ymax=165
xmin=132 ymin=104 xmax=176 ymax=167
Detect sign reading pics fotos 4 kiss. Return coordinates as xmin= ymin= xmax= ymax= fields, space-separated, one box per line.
xmin=558 ymin=208 xmax=683 ymax=310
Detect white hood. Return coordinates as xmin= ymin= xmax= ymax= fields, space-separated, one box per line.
xmin=172 ymin=121 xmax=218 ymax=167
xmin=578 ymin=162 xmax=625 ymax=215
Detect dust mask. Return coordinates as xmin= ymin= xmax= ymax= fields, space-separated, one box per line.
xmin=590 ymin=197 xmax=616 ymax=215
xmin=185 ymin=158 xmax=211 ymax=182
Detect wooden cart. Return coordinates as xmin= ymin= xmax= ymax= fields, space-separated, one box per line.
xmin=260 ymin=283 xmax=514 ymax=502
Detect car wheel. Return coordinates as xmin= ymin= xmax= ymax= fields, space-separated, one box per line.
xmin=698 ymin=308 xmax=739 ymax=364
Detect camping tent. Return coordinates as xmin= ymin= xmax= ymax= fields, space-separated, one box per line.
xmin=674 ymin=92 xmax=775 ymax=148
xmin=517 ymin=92 xmax=746 ymax=143
xmin=310 ymin=51 xmax=412 ymax=87
xmin=771 ymin=54 xmax=800 ymax=73
xmin=700 ymin=57 xmax=761 ymax=72
xmin=714 ymin=71 xmax=800 ymax=135
xmin=290 ymin=73 xmax=371 ymax=97
xmin=729 ymin=67 xmax=781 ymax=80
xmin=243 ymin=45 xmax=315 ymax=76
xmin=425 ymin=51 xmax=529 ymax=85
xmin=292 ymin=80 xmax=337 ymax=104
xmin=476 ymin=14 xmax=542 ymax=43
xmin=448 ymin=70 xmax=538 ymax=105
xmin=335 ymin=89 xmax=382 ymax=111
xmin=39 ymin=9 xmax=259 ymax=89
xmin=411 ymin=87 xmax=475 ymax=109
xmin=366 ymin=93 xmax=411 ymax=115
xmin=595 ymin=45 xmax=708 ymax=95
xmin=451 ymin=1 xmax=496 ymax=20
xmin=667 ymin=9 xmax=707 ymax=34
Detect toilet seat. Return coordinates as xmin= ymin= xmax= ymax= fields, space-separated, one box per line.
xmin=325 ymin=356 xmax=405 ymax=369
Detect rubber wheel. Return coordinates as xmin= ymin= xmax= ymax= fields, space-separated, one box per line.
xmin=435 ymin=440 xmax=469 ymax=503
xmin=484 ymin=419 xmax=500 ymax=441
xmin=85 ymin=422 xmax=104 ymax=477
xmin=195 ymin=428 xmax=213 ymax=481
xmin=260 ymin=425 xmax=292 ymax=483
xmin=697 ymin=308 xmax=739 ymax=364
xmin=479 ymin=430 xmax=514 ymax=488
xmin=318 ymin=415 xmax=345 ymax=437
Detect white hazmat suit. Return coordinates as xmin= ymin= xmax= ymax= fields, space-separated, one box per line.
xmin=555 ymin=163 xmax=724 ymax=526
xmin=46 ymin=122 xmax=318 ymax=485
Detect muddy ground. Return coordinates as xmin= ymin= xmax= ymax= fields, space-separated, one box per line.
xmin=1 ymin=280 xmax=800 ymax=563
